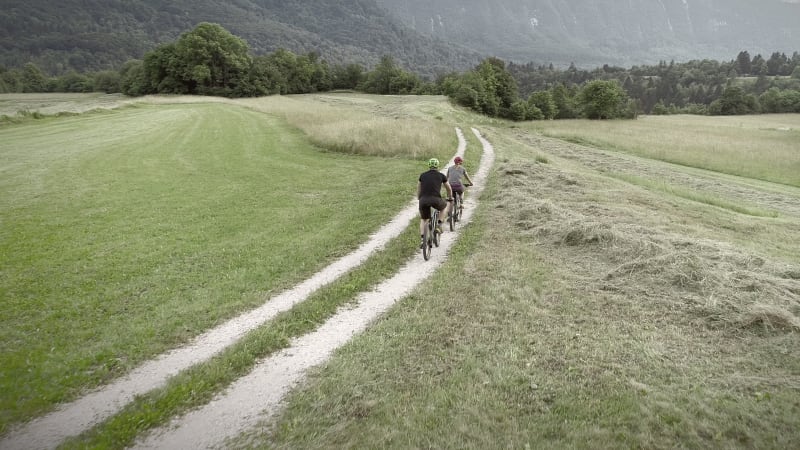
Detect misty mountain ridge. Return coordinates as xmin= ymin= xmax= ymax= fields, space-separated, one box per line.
xmin=1 ymin=0 xmax=798 ymax=77
xmin=377 ymin=0 xmax=800 ymax=68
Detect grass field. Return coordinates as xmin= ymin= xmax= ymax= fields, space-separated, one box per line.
xmin=0 ymin=96 xmax=442 ymax=432
xmin=252 ymin=110 xmax=800 ymax=449
xmin=528 ymin=114 xmax=800 ymax=187
xmin=2 ymin=94 xmax=799 ymax=449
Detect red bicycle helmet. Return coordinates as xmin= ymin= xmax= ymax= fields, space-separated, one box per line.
xmin=454 ymin=156 xmax=463 ymax=164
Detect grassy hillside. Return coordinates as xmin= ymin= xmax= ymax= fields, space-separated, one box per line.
xmin=1 ymin=94 xmax=799 ymax=448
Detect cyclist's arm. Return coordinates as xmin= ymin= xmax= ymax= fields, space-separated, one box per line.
xmin=416 ymin=181 xmax=422 ymax=198
xmin=444 ymin=180 xmax=453 ymax=199
xmin=464 ymin=171 xmax=474 ymax=185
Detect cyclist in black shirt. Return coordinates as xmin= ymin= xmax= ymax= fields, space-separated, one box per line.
xmin=418 ymin=158 xmax=453 ymax=248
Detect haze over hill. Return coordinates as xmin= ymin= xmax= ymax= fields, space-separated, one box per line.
xmin=376 ymin=0 xmax=800 ymax=68
xmin=1 ymin=0 xmax=798 ymax=76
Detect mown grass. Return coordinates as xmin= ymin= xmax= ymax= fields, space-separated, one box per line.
xmin=0 ymin=93 xmax=133 ymax=120
xmin=3 ymin=94 xmax=799 ymax=449
xmin=250 ymin=116 xmax=800 ymax=449
xmin=60 ymin=222 xmax=420 ymax=449
xmin=608 ymin=172 xmax=780 ymax=217
xmin=528 ymin=114 xmax=800 ymax=187
xmin=0 ymin=99 xmax=428 ymax=432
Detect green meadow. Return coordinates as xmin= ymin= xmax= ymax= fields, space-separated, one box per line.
xmin=1 ymin=94 xmax=799 ymax=449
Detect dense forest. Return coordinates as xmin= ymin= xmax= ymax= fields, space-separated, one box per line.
xmin=510 ymin=50 xmax=800 ymax=115
xmin=2 ymin=23 xmax=799 ymax=121
xmin=0 ymin=0 xmax=480 ymax=78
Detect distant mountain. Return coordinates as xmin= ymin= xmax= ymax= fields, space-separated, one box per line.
xmin=1 ymin=0 xmax=798 ymax=78
xmin=0 ymin=0 xmax=482 ymax=77
xmin=375 ymin=0 xmax=800 ymax=67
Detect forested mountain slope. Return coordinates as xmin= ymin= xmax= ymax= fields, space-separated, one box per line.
xmin=376 ymin=0 xmax=800 ymax=67
xmin=3 ymin=0 xmax=798 ymax=77
xmin=0 ymin=0 xmax=481 ymax=76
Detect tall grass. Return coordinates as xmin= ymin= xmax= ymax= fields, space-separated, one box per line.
xmin=242 ymin=95 xmax=457 ymax=160
xmin=528 ymin=114 xmax=800 ymax=187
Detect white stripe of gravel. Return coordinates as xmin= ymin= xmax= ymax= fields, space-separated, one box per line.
xmin=133 ymin=128 xmax=495 ymax=450
xmin=1 ymin=129 xmax=470 ymax=450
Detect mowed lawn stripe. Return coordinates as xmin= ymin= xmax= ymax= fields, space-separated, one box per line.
xmin=0 ymin=102 xmax=418 ymax=431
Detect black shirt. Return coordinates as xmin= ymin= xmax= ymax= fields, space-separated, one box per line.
xmin=418 ymin=170 xmax=448 ymax=198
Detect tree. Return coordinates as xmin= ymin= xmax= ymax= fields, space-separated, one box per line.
xmin=331 ymin=63 xmax=365 ymax=90
xmin=527 ymin=91 xmax=557 ymax=119
xmin=475 ymin=57 xmax=519 ymax=117
xmin=652 ymin=100 xmax=669 ymax=115
xmin=508 ymin=100 xmax=529 ymax=121
xmin=579 ymin=80 xmax=629 ymax=119
xmin=119 ymin=60 xmax=149 ymax=96
xmin=766 ymin=52 xmax=788 ymax=76
xmin=759 ymin=87 xmax=782 ymax=113
xmin=736 ymin=51 xmax=752 ymax=75
xmin=550 ymin=83 xmax=578 ymax=119
xmin=237 ymin=55 xmax=285 ymax=96
xmin=93 ymin=70 xmax=121 ymax=93
xmin=173 ymin=22 xmax=252 ymax=96
xmin=22 ymin=63 xmax=47 ymax=92
xmin=362 ymin=55 xmax=403 ymax=94
xmin=55 ymin=71 xmax=92 ymax=92
xmin=709 ymin=86 xmax=759 ymax=115
xmin=0 ymin=67 xmax=22 ymax=93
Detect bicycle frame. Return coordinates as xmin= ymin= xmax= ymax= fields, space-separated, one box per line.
xmin=421 ymin=206 xmax=441 ymax=260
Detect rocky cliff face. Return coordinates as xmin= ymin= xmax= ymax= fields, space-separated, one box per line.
xmin=375 ymin=0 xmax=800 ymax=66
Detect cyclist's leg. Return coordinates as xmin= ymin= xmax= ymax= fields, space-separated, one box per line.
xmin=434 ymin=197 xmax=447 ymax=233
xmin=454 ymin=191 xmax=461 ymax=221
xmin=419 ymin=199 xmax=431 ymax=247
xmin=453 ymin=186 xmax=464 ymax=212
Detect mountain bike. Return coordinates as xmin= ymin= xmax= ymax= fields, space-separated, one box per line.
xmin=447 ymin=183 xmax=472 ymax=231
xmin=421 ymin=206 xmax=441 ymax=261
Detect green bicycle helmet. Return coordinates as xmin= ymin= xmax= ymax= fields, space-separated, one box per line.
xmin=427 ymin=158 xmax=440 ymax=169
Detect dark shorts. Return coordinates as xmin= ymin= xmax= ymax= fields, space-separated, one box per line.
xmin=450 ymin=183 xmax=464 ymax=195
xmin=419 ymin=196 xmax=446 ymax=220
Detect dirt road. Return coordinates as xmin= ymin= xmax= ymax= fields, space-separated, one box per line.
xmin=1 ymin=127 xmax=494 ymax=450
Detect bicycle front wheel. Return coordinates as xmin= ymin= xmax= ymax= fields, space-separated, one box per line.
xmin=432 ymin=211 xmax=440 ymax=247
xmin=422 ymin=220 xmax=431 ymax=260
xmin=448 ymin=208 xmax=455 ymax=231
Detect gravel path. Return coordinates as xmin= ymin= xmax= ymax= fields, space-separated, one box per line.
xmin=1 ymin=127 xmax=494 ymax=450
xmin=132 ymin=128 xmax=494 ymax=449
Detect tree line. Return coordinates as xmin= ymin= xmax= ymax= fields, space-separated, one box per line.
xmin=2 ymin=23 xmax=799 ymax=120
xmin=509 ymin=50 xmax=800 ymax=116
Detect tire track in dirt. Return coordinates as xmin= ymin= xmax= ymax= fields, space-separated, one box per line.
xmin=0 ymin=128 xmax=478 ymax=450
xmin=131 ymin=128 xmax=495 ymax=449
